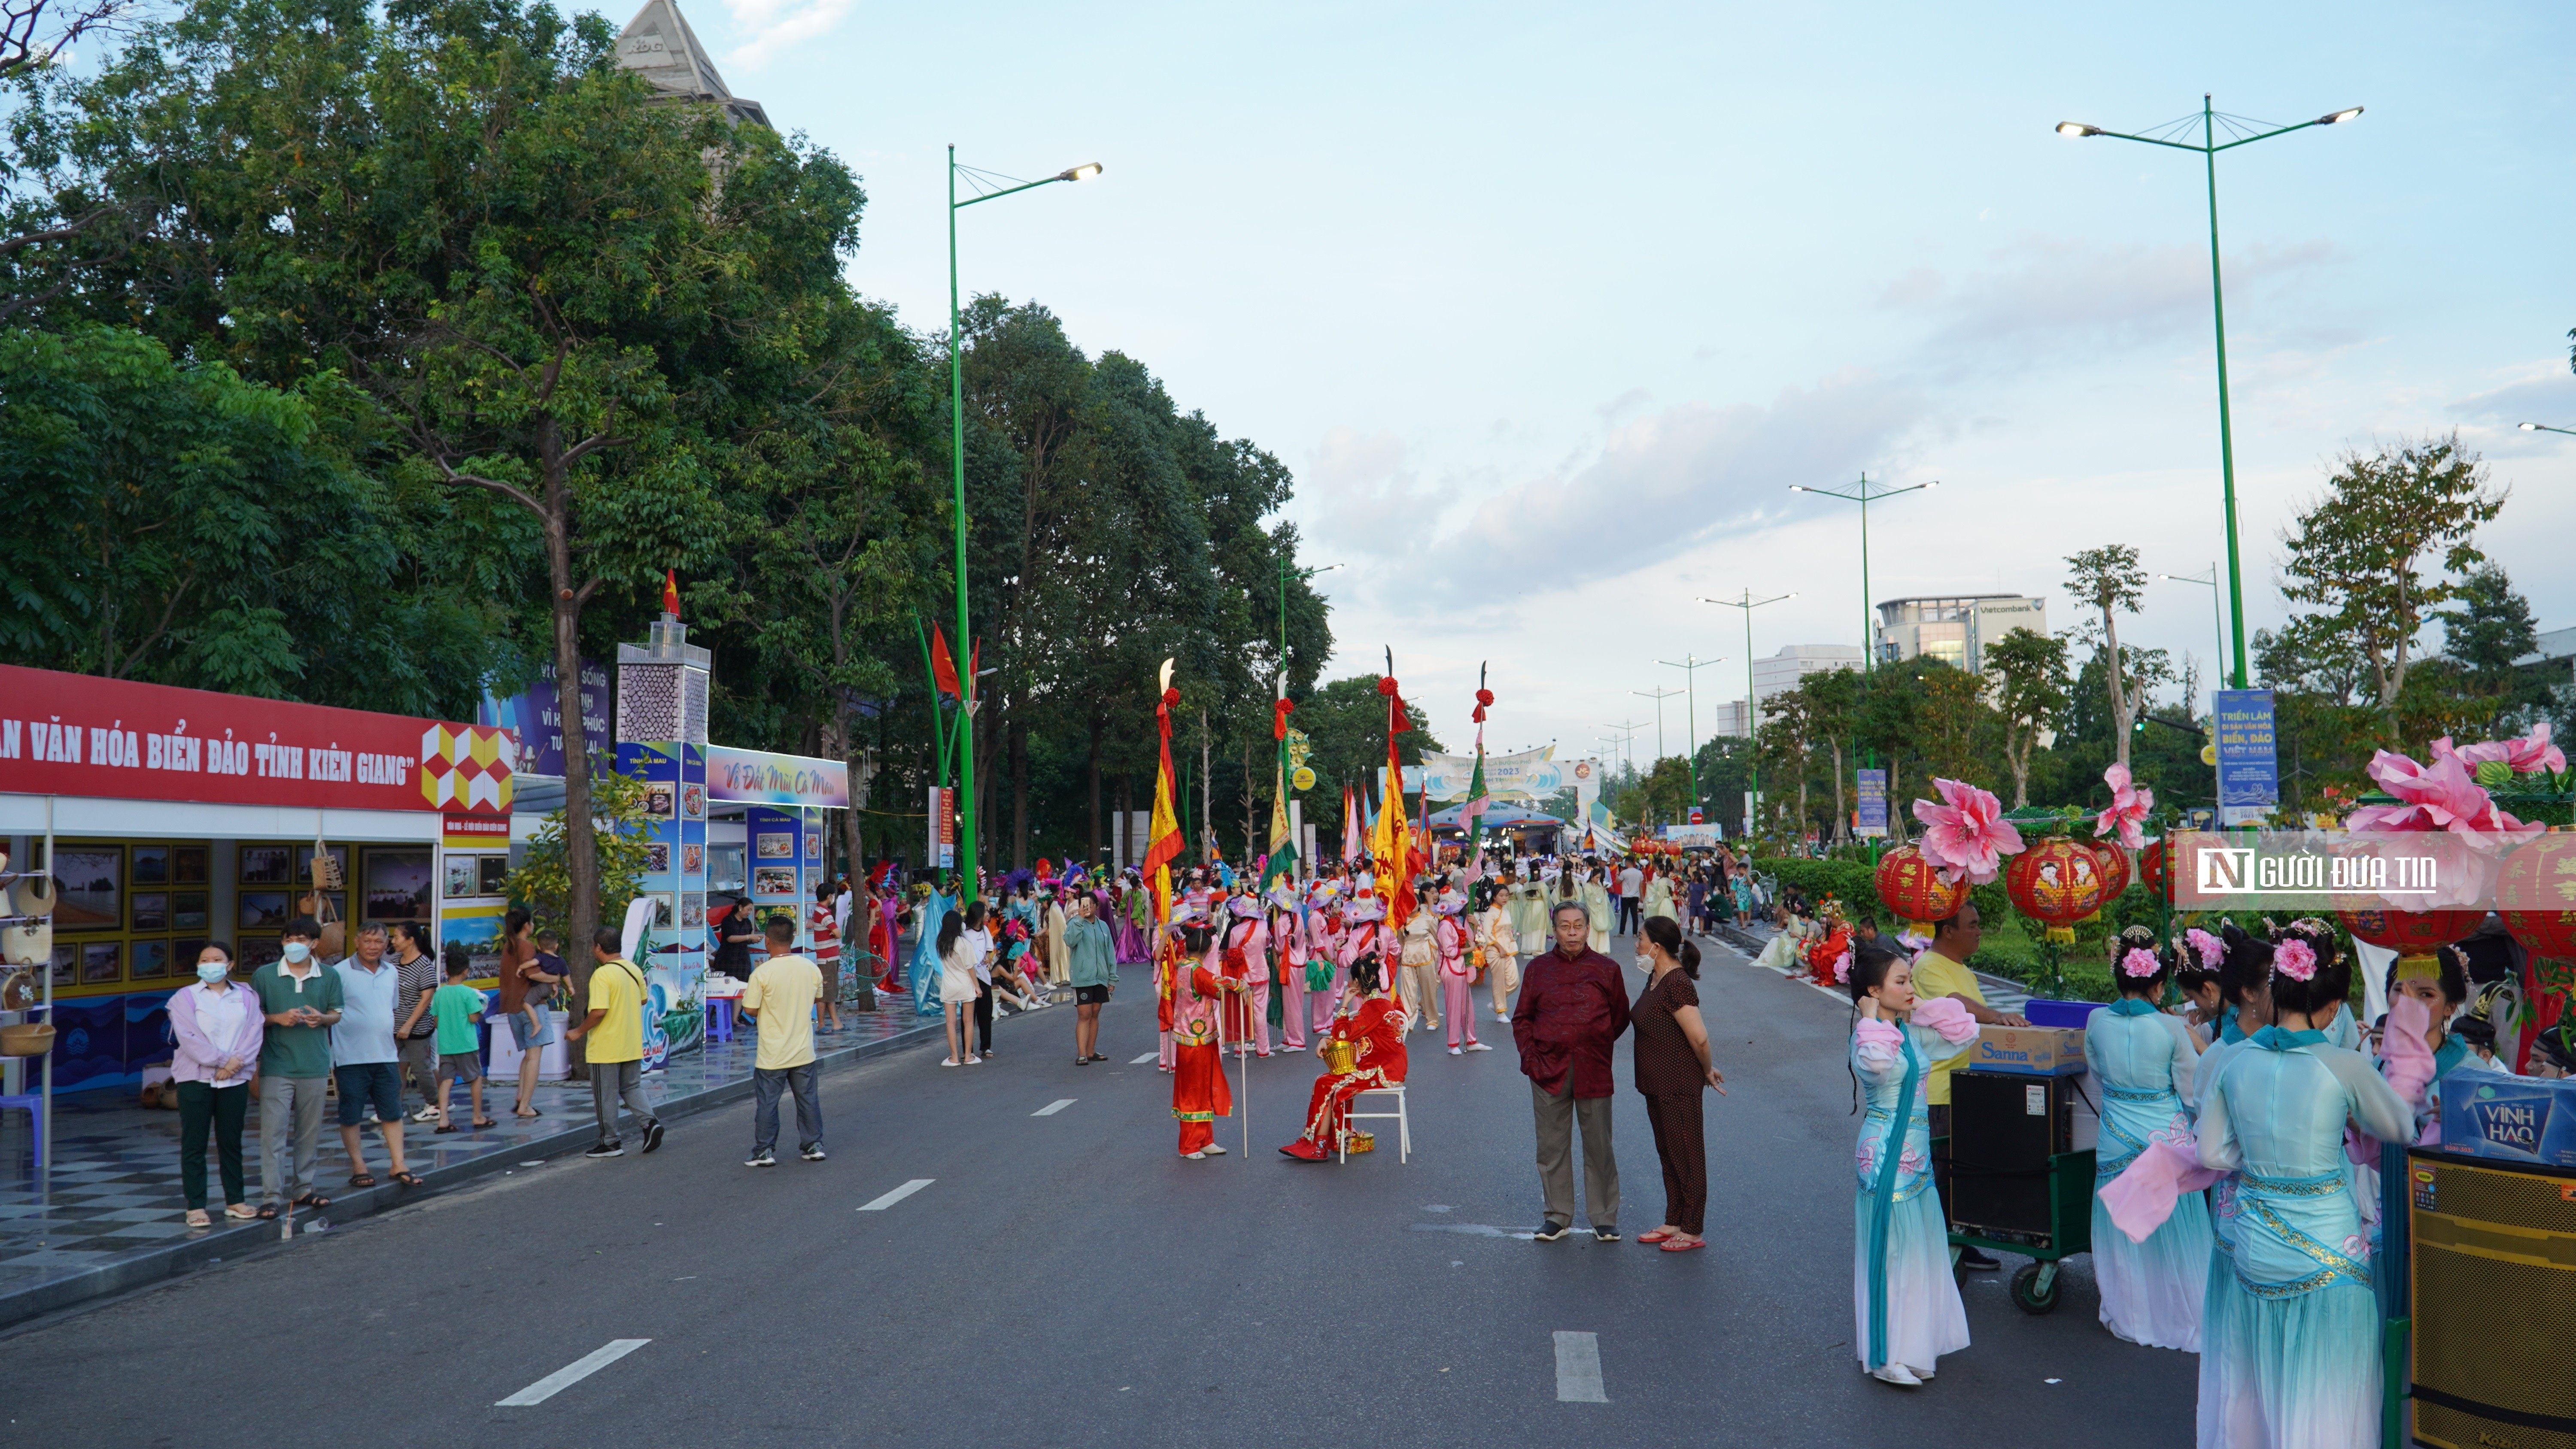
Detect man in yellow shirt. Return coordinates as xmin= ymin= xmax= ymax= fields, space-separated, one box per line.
xmin=741 ymin=914 xmax=825 ymax=1167
xmin=567 ymin=927 xmax=662 ymax=1159
xmin=1908 ymin=900 xmax=2026 ymax=1269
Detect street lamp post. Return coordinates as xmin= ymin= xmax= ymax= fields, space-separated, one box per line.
xmin=2156 ymin=566 xmax=2227 ymax=709
xmin=1633 ymin=688 xmax=1681 ymax=767
xmin=1789 ymin=474 xmax=1936 ymax=673
xmin=1698 ymin=591 xmax=1795 ymax=844
xmin=2056 ymin=97 xmax=2360 ymax=689
xmin=948 ymin=149 xmax=1101 ymax=903
xmin=1602 ymin=721 xmax=1646 ymax=785
xmin=2520 ymin=422 xmax=2576 ymax=438
xmin=1656 ymin=654 xmax=1722 ymax=824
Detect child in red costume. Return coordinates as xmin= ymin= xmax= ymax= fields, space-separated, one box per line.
xmin=1278 ymin=954 xmax=1409 ymax=1161
xmin=1165 ymin=906 xmax=1236 ymax=1158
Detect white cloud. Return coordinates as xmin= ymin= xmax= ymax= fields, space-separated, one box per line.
xmin=722 ymin=0 xmax=854 ymax=70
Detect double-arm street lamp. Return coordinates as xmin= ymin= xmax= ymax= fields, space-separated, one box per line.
xmin=948 ymin=149 xmax=1101 ymax=903
xmin=1657 ymin=654 xmax=1722 ymax=824
xmin=1789 ymin=473 xmax=1935 ymax=673
xmin=2156 ymin=565 xmax=2227 ymax=708
xmin=1699 ymin=591 xmax=1795 ymax=842
xmin=2055 ymin=97 xmax=2360 ymax=690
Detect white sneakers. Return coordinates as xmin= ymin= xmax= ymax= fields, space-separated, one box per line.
xmin=1449 ymin=1046 xmax=1462 ymax=1056
xmin=1465 ymin=1042 xmax=1493 ymax=1052
xmin=1201 ymin=1143 xmax=1227 ymax=1155
xmin=1870 ymin=1363 xmax=1924 ymax=1388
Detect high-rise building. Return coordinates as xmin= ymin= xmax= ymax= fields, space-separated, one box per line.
xmin=1712 ymin=644 xmax=1867 ymax=737
xmin=1874 ymin=595 xmax=2047 ymax=673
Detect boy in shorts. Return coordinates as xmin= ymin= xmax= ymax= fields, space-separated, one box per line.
xmin=423 ymin=953 xmax=491 ymax=1132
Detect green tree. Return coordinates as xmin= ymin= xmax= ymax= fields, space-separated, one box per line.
xmin=2278 ymin=433 xmax=2503 ymax=717
xmin=2066 ymin=544 xmax=2148 ymax=769
xmin=1986 ymin=626 xmax=2069 ymax=809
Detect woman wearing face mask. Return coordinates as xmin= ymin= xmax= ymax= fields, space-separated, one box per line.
xmin=167 ymin=943 xmax=264 ymax=1227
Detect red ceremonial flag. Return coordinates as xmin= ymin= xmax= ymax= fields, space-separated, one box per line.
xmin=662 ymin=569 xmax=681 ymax=619
xmin=930 ymin=626 xmax=961 ymax=700
xmin=1143 ymin=672 xmax=1186 ymax=921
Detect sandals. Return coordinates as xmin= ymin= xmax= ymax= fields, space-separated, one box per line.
xmin=1637 ymin=1229 xmax=1676 ymax=1245
xmin=347 ymin=1173 xmax=378 ymax=1189
xmin=434 ymin=1124 xmax=459 ymax=1134
xmin=185 ymin=1209 xmax=212 ymax=1228
xmin=255 ymin=1204 xmax=279 ymax=1220
xmin=471 ymin=1118 xmax=498 ymax=1129
xmin=224 ymin=1203 xmax=258 ymax=1221
xmin=513 ymin=1108 xmax=542 ymax=1119
xmin=389 ymin=1171 xmax=424 ymax=1188
xmin=293 ymin=1192 xmax=331 ymax=1210
xmin=1659 ymin=1237 xmax=1706 ymax=1253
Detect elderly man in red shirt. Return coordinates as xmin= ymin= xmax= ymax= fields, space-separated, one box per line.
xmin=1512 ymin=897 xmax=1631 ymax=1242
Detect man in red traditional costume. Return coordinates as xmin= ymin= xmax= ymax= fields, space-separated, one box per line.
xmin=1278 ymin=953 xmax=1408 ymax=1161
xmin=1165 ymin=904 xmax=1235 ymax=1158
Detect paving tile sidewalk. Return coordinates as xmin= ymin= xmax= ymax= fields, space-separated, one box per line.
xmin=0 ymin=997 xmax=976 ymax=1329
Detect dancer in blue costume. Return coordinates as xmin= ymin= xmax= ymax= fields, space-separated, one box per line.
xmin=2192 ymin=924 xmax=2272 ymax=1448
xmin=2086 ymin=927 xmax=2215 ymax=1350
xmin=2195 ymin=920 xmax=2416 ymax=1449
xmin=1847 ymin=939 xmax=1981 ymax=1388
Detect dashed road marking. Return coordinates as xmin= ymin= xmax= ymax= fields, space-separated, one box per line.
xmin=1130 ymin=1052 xmax=1159 ymax=1065
xmin=1033 ymin=1098 xmax=1076 ymax=1116
xmin=857 ymin=1178 xmax=935 ymax=1211
xmin=1553 ymin=1331 xmax=1607 ymax=1403
xmin=497 ymin=1340 xmax=650 ymax=1406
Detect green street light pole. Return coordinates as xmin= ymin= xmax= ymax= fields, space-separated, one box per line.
xmin=1656 ymin=653 xmax=1722 ymax=824
xmin=1698 ymin=591 xmax=1795 ymax=843
xmin=948 ymin=149 xmax=1101 ymax=904
xmin=2056 ymin=97 xmax=2361 ymax=690
xmin=1789 ymin=474 xmax=1936 ymax=675
xmin=1633 ymin=687 xmax=1681 ymax=768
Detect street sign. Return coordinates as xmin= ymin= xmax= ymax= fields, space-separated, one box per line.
xmin=2211 ymin=688 xmax=2278 ymax=827
xmin=1856 ymin=769 xmax=1888 ymax=839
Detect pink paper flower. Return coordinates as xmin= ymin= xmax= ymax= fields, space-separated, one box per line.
xmin=2184 ymin=928 xmax=2223 ymax=971
xmin=2120 ymin=947 xmax=2161 ymax=978
xmin=2093 ymin=761 xmax=2154 ymax=852
xmin=2346 ymin=748 xmax=2540 ymax=850
xmin=1911 ymin=777 xmax=2024 ymax=885
xmin=2274 ymin=938 xmax=2318 ymax=982
xmin=2445 ymin=724 xmax=2567 ymax=778
xmin=1832 ymin=949 xmax=1852 ymax=985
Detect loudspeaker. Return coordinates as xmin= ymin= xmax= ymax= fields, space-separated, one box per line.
xmin=1947 ymin=1070 xmax=2078 ymax=1246
xmin=2407 ymin=1148 xmax=2576 ymax=1449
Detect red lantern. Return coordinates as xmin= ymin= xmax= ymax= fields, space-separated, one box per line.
xmin=2139 ymin=839 xmax=2174 ymax=904
xmin=2086 ymin=839 xmax=2132 ymax=903
xmin=2005 ymin=837 xmax=2112 ymax=943
xmin=2499 ymin=834 xmax=2576 ymax=959
xmin=2336 ymin=907 xmax=2481 ymax=956
xmin=1874 ymin=845 xmax=1968 ymax=936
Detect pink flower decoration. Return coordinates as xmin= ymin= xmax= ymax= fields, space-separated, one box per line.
xmin=2274 ymin=938 xmax=2318 ymax=982
xmin=1911 ymin=777 xmax=2024 ymax=885
xmin=1832 ymin=949 xmax=1852 ymax=985
xmin=2446 ymin=724 xmax=2567 ymax=778
xmin=2093 ymin=761 xmax=2154 ymax=852
xmin=2184 ymin=928 xmax=2223 ymax=971
xmin=2346 ymin=748 xmax=2540 ymax=851
xmin=2120 ymin=947 xmax=2161 ymax=978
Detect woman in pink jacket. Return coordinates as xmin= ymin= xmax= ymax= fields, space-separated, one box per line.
xmin=167 ymin=942 xmax=266 ymax=1226
xmin=1265 ymin=888 xmax=1308 ymax=1052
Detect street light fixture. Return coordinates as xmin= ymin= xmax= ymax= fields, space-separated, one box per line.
xmin=948 ymin=149 xmax=1103 ymax=903
xmin=2055 ymin=95 xmax=2360 ymax=691
xmin=2521 ymin=421 xmax=2576 ymax=437
xmin=1789 ymin=475 xmax=1936 ymax=673
xmin=1699 ymin=591 xmax=1795 ymax=843
xmin=1633 ymin=687 xmax=1683 ymax=773
xmin=1601 ymin=721 xmax=1646 ymax=782
xmin=2157 ymin=567 xmax=2227 ymax=710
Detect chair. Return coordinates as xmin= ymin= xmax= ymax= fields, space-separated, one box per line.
xmin=1340 ymin=1083 xmax=1409 ymax=1164
xmin=0 ymin=1092 xmax=41 ymax=1169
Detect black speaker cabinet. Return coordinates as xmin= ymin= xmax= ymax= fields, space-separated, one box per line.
xmin=2407 ymin=1147 xmax=2576 ymax=1449
xmin=1946 ymin=1070 xmax=2079 ymax=1247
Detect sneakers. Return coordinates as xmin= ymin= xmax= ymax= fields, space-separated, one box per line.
xmin=1591 ymin=1225 xmax=1621 ymax=1243
xmin=1465 ymin=1042 xmax=1493 ymax=1052
xmin=1449 ymin=1046 xmax=1462 ymax=1056
xmin=745 ymin=1148 xmax=778 ymax=1167
xmin=1183 ymin=1149 xmax=1208 ymax=1160
xmin=641 ymin=1119 xmax=665 ymax=1154
xmin=1201 ymin=1143 xmax=1227 ymax=1155
xmin=800 ymin=1146 xmax=826 ymax=1162
xmin=1871 ymin=1363 xmax=1924 ymax=1388
xmin=584 ymin=1140 xmax=625 ymax=1159
xmin=411 ymin=1105 xmax=440 ymax=1123
xmin=1530 ymin=1222 xmax=1571 ymax=1242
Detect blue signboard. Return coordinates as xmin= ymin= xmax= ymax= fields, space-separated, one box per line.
xmin=2212 ymin=688 xmax=2279 ymax=812
xmin=477 ymin=656 xmax=611 ymax=779
xmin=1856 ymin=769 xmax=1888 ymax=838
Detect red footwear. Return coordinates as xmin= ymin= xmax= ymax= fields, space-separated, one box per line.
xmin=1637 ymin=1229 xmax=1675 ymax=1244
xmin=1277 ymin=1139 xmax=1330 ymax=1161
xmin=1660 ymin=1237 xmax=1706 ymax=1252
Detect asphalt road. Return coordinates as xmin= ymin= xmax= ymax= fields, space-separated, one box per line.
xmin=2 ymin=934 xmax=2195 ymax=1448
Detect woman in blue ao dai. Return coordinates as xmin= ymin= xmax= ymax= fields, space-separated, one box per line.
xmin=1847 ymin=940 xmax=1981 ymax=1388
xmin=2195 ymin=921 xmax=2416 ymax=1449
xmin=2085 ymin=928 xmax=2215 ymax=1350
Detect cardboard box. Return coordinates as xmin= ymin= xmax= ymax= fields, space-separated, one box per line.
xmin=2441 ymin=1073 xmax=2576 ymax=1167
xmin=1966 ymin=1024 xmax=2086 ymax=1076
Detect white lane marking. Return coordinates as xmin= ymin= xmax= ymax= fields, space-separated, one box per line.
xmin=1553 ymin=1331 xmax=1607 ymax=1403
xmin=496 ymin=1339 xmax=650 ymax=1406
xmin=1032 ymin=1098 xmax=1077 ymax=1116
xmin=857 ymin=1178 xmax=935 ymax=1211
xmin=1130 ymin=1052 xmax=1159 ymax=1064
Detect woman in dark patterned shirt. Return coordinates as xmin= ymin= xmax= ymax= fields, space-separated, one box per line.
xmin=1632 ymin=916 xmax=1726 ymax=1251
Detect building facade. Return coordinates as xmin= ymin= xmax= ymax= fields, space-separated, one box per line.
xmin=1873 ymin=594 xmax=2047 ymax=673
xmin=1712 ymin=644 xmax=1867 ymax=738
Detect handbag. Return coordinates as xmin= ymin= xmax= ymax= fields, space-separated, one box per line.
xmin=1305 ymin=957 xmax=1332 ymax=993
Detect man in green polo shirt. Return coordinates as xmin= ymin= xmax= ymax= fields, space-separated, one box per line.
xmin=1910 ymin=900 xmax=2027 ymax=1270
xmin=252 ymin=916 xmax=346 ymax=1216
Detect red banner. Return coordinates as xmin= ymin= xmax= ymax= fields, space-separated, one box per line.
xmin=0 ymin=664 xmax=513 ymax=814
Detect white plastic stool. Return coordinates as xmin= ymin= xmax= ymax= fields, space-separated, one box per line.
xmin=1340 ymin=1084 xmax=1409 ymax=1164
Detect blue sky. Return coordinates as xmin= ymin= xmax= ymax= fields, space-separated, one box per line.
xmin=666 ymin=0 xmax=2576 ymax=765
